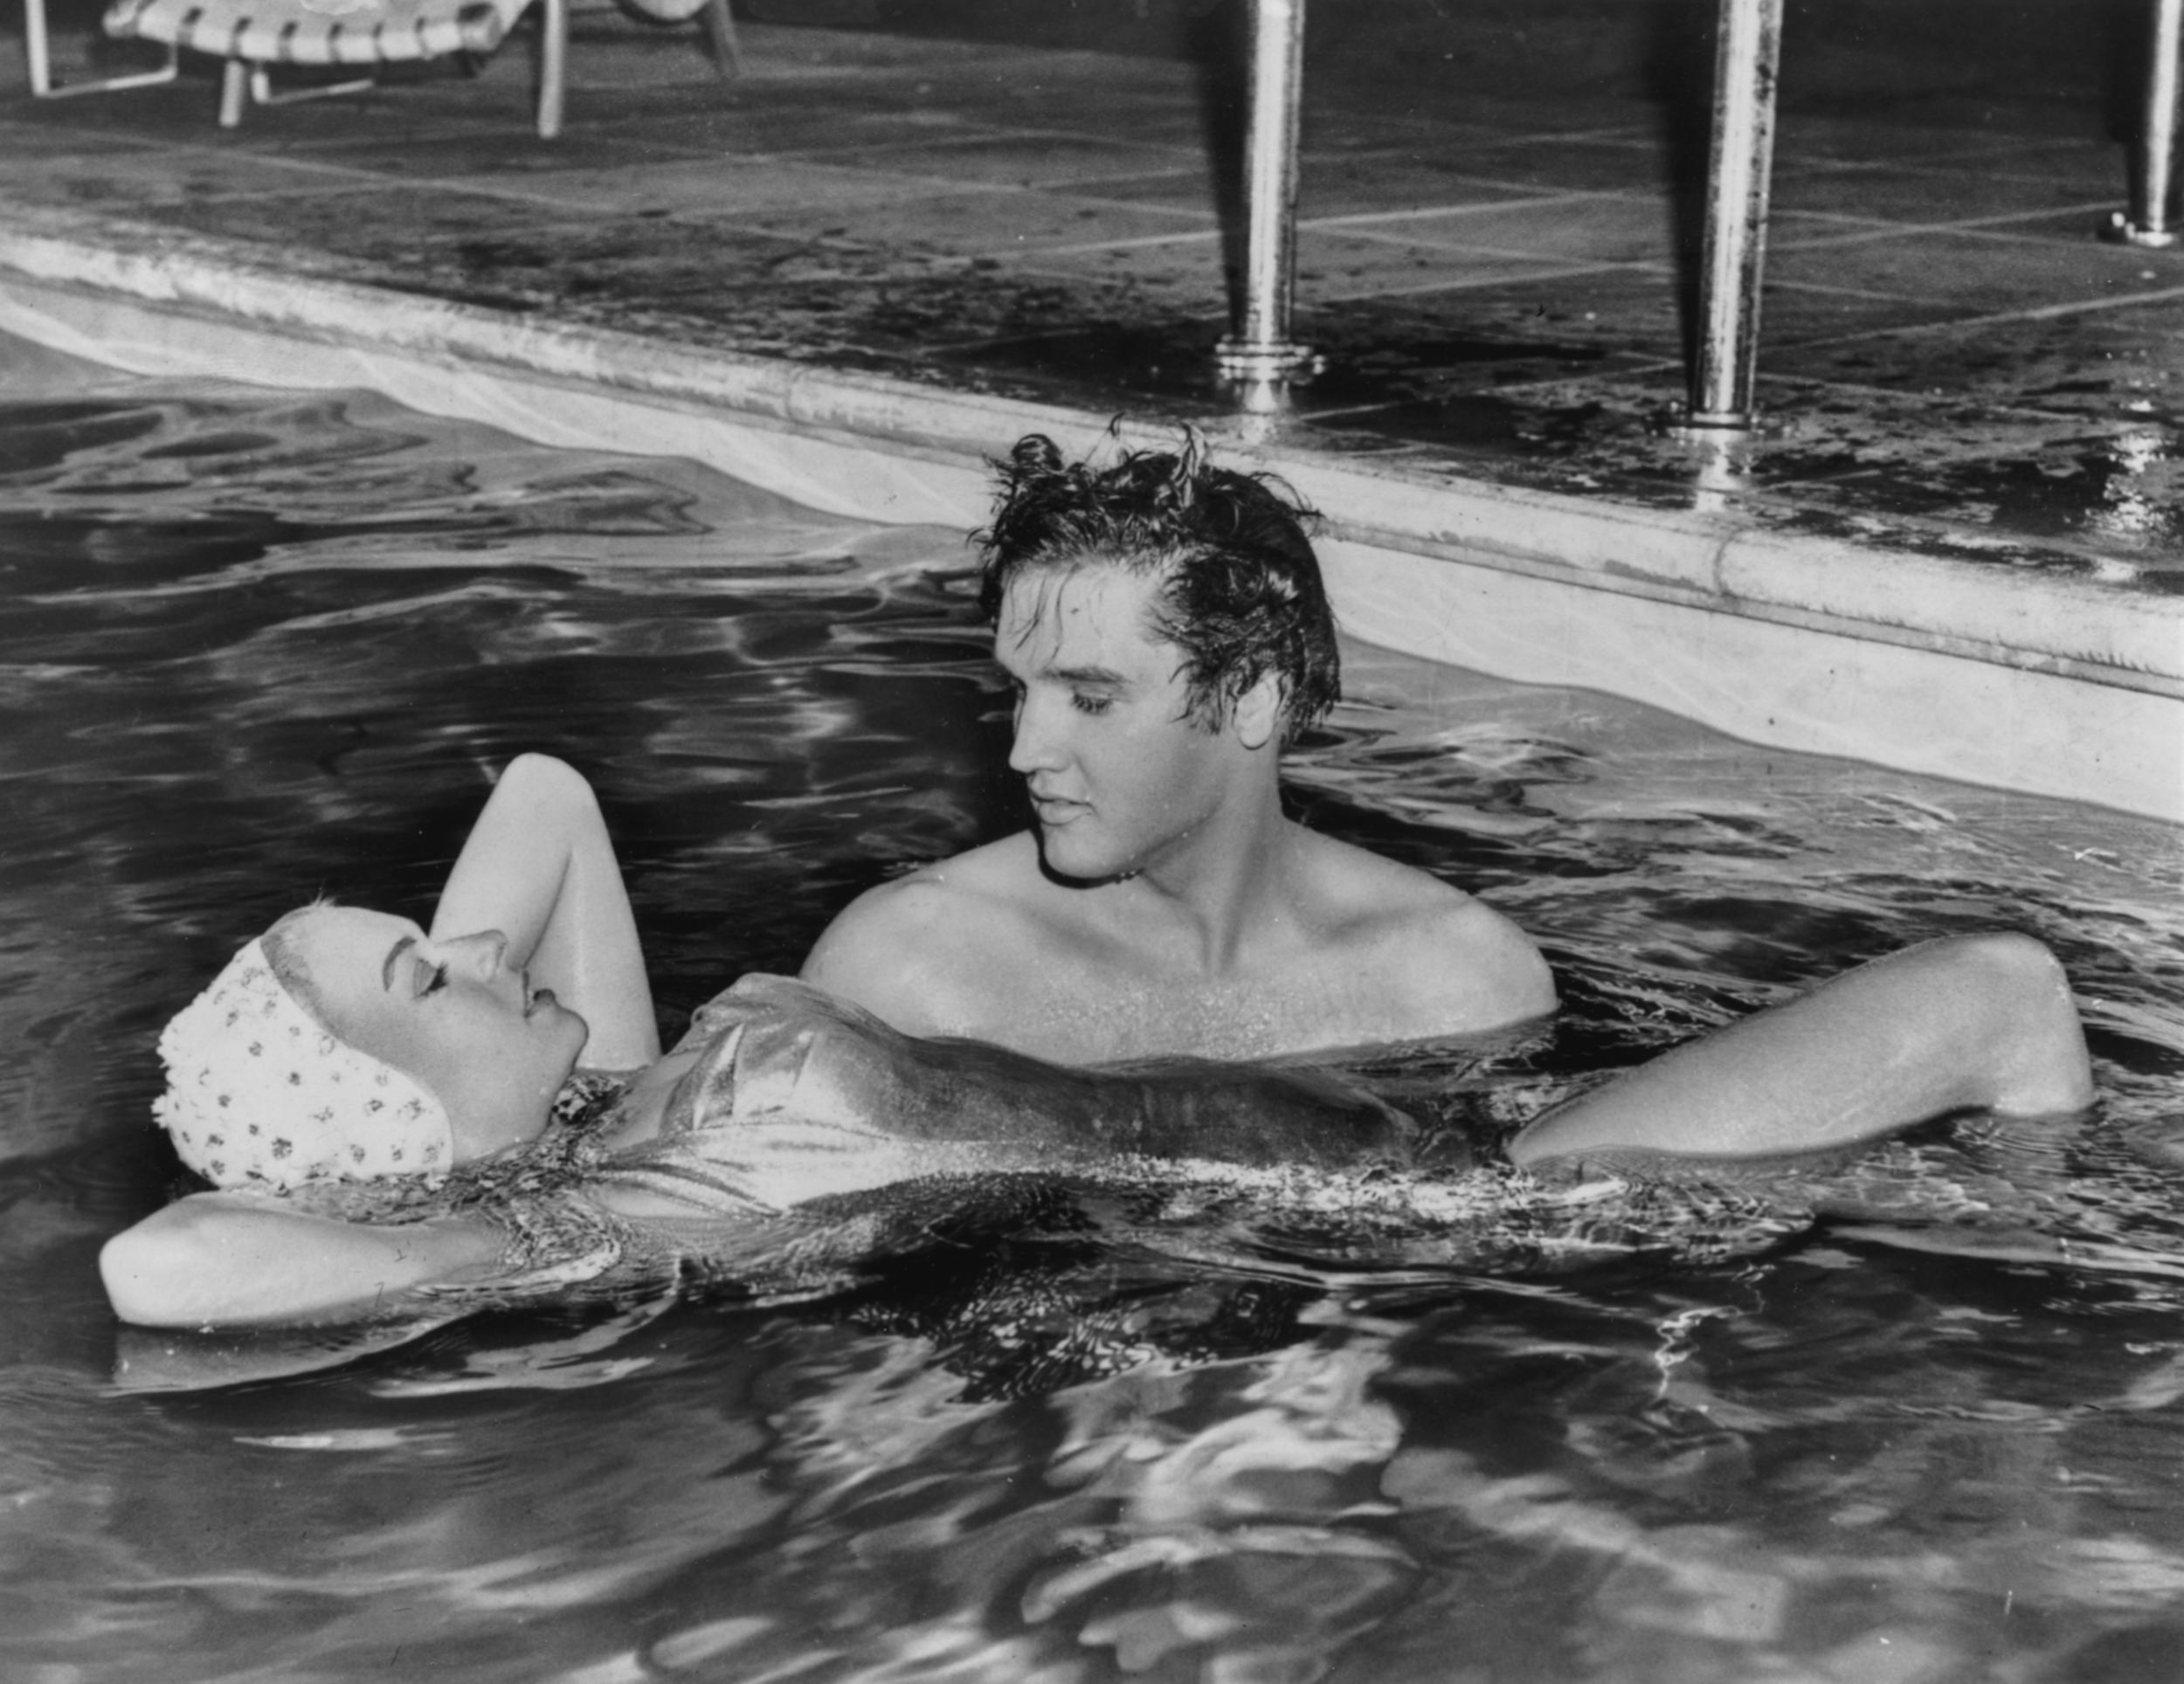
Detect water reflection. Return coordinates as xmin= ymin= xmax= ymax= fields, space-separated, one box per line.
xmin=3 ymin=334 xmax=2184 ymax=1681
xmin=2091 ymin=422 xmax=2174 ymax=548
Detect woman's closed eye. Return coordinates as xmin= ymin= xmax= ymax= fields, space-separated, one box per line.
xmin=414 ymin=960 xmax=450 ymax=999
xmin=1070 ymin=690 xmax=1114 ymax=716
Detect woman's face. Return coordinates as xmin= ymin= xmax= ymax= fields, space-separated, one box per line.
xmin=288 ymin=906 xmax=590 ymax=1161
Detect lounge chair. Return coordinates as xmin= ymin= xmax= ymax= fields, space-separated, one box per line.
xmin=93 ymin=0 xmax=738 ymax=136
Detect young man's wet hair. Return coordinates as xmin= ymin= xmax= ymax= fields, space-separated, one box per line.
xmin=975 ymin=432 xmax=1340 ymax=744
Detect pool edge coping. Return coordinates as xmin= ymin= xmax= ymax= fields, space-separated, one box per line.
xmin=3 ymin=208 xmax=2174 ymax=680
xmin=3 ymin=203 xmax=2179 ymax=821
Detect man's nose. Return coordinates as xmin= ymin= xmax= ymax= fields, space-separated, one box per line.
xmin=1007 ymin=692 xmax=1064 ymax=775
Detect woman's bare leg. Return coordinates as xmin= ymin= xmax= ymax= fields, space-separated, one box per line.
xmin=1509 ymin=934 xmax=2093 ymax=1171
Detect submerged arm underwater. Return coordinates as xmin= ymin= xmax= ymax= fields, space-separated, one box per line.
xmin=101 ymin=936 xmax=2096 ymax=1334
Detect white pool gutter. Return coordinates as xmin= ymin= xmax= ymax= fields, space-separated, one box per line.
xmin=3 ymin=206 xmax=2177 ymax=824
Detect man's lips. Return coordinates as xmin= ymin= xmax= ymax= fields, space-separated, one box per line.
xmin=1030 ymin=793 xmax=1088 ymax=823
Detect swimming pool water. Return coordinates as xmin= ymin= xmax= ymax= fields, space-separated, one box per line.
xmin=5 ymin=328 xmax=2184 ymax=1683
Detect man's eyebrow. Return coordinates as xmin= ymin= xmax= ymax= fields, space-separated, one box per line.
xmin=382 ymin=935 xmax=417 ymax=991
xmin=1048 ymin=663 xmax=1129 ymax=687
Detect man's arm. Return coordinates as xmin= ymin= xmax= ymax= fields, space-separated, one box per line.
xmin=726 ymin=972 xmax=1415 ymax=1171
xmin=430 ymin=753 xmax=660 ymax=1069
xmin=1406 ymin=894 xmax=1558 ymax=1033
xmin=1301 ymin=833 xmax=1557 ymax=1040
xmin=1507 ymin=934 xmax=2094 ymax=1170
xmin=100 ymin=1195 xmax=503 ymax=1328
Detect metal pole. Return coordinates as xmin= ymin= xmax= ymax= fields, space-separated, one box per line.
xmin=1688 ymin=0 xmax=1784 ymax=429
xmin=1216 ymin=0 xmax=1315 ymax=382
xmin=2107 ymin=0 xmax=2183 ymax=247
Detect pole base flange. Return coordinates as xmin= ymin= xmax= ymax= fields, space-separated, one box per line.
xmin=1215 ymin=338 xmax=1321 ymax=381
xmin=1679 ymin=406 xmax=1760 ymax=432
xmin=2101 ymin=210 xmax=2179 ymax=249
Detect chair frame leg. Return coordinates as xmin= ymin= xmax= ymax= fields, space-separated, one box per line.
xmin=24 ymin=0 xmax=178 ymax=97
xmin=536 ymin=0 xmax=566 ymax=137
xmin=700 ymin=0 xmax=739 ymax=79
xmin=249 ymin=64 xmax=377 ymax=106
xmin=218 ymin=55 xmax=248 ymax=123
xmin=215 ymin=54 xmax=377 ymax=127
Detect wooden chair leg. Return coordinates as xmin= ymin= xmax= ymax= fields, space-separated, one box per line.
xmin=700 ymin=0 xmax=740 ymax=80
xmin=536 ymin=0 xmax=566 ymax=137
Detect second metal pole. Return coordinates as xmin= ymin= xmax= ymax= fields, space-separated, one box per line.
xmin=1217 ymin=0 xmax=1315 ymax=381
xmin=2108 ymin=0 xmax=2183 ymax=247
xmin=1688 ymin=0 xmax=1785 ymax=429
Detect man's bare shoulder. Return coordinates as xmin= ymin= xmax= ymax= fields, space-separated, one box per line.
xmin=1289 ymin=829 xmax=1558 ymax=1034
xmin=798 ymin=834 xmax=1047 ymax=1034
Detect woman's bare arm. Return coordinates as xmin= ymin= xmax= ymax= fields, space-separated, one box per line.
xmin=1508 ymin=934 xmax=2094 ymax=1171
xmin=99 ymin=1194 xmax=503 ymax=1328
xmin=429 ymin=753 xmax=660 ymax=1069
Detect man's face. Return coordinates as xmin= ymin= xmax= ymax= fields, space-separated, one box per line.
xmin=995 ymin=562 xmax=1248 ymax=885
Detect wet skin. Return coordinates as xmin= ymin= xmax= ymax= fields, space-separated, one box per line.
xmin=802 ymin=560 xmax=1558 ymax=1062
xmin=292 ymin=907 xmax=591 ymax=1161
xmin=999 ymin=563 xmax=1261 ymax=888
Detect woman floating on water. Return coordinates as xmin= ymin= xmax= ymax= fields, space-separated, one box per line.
xmin=101 ymin=755 xmax=2095 ymax=1331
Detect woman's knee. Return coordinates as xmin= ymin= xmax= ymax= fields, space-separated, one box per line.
xmin=494 ymin=753 xmax=605 ymax=831
xmin=501 ymin=752 xmax=593 ymax=803
xmin=1932 ymin=931 xmax=2071 ymax=1000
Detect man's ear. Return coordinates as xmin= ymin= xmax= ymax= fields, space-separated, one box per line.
xmin=1230 ymin=671 xmax=1283 ymax=751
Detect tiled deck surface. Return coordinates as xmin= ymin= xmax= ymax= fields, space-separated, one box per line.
xmin=3 ymin=2 xmax=2181 ymax=582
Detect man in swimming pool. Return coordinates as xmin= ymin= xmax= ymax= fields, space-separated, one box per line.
xmin=802 ymin=433 xmax=1555 ymax=1066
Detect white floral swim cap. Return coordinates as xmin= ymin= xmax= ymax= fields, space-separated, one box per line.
xmin=152 ymin=937 xmax=454 ymax=1191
